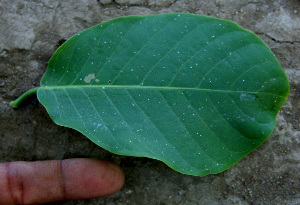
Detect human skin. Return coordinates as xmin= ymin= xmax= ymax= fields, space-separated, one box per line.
xmin=0 ymin=158 xmax=125 ymax=204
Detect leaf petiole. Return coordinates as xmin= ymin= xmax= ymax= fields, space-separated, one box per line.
xmin=9 ymin=87 xmax=39 ymax=109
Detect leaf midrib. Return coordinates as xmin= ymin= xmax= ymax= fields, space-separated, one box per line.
xmin=39 ymin=85 xmax=285 ymax=98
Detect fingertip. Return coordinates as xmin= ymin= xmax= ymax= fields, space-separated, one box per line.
xmin=62 ymin=158 xmax=125 ymax=199
xmin=102 ymin=160 xmax=125 ymax=194
xmin=84 ymin=159 xmax=125 ymax=197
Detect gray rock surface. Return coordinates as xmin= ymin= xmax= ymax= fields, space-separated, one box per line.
xmin=1 ymin=0 xmax=299 ymax=204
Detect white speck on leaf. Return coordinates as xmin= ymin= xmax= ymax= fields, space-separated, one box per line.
xmin=84 ymin=73 xmax=95 ymax=83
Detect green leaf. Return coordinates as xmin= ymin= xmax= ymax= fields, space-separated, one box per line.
xmin=17 ymin=13 xmax=290 ymax=176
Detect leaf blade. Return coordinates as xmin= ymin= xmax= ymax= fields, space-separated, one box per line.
xmin=38 ymin=13 xmax=289 ymax=176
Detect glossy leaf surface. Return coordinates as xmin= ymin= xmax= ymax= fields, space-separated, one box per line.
xmin=37 ymin=13 xmax=289 ymax=176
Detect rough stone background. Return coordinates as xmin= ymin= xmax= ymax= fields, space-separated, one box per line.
xmin=0 ymin=0 xmax=299 ymax=204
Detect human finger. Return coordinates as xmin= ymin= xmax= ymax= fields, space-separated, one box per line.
xmin=0 ymin=158 xmax=125 ymax=204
